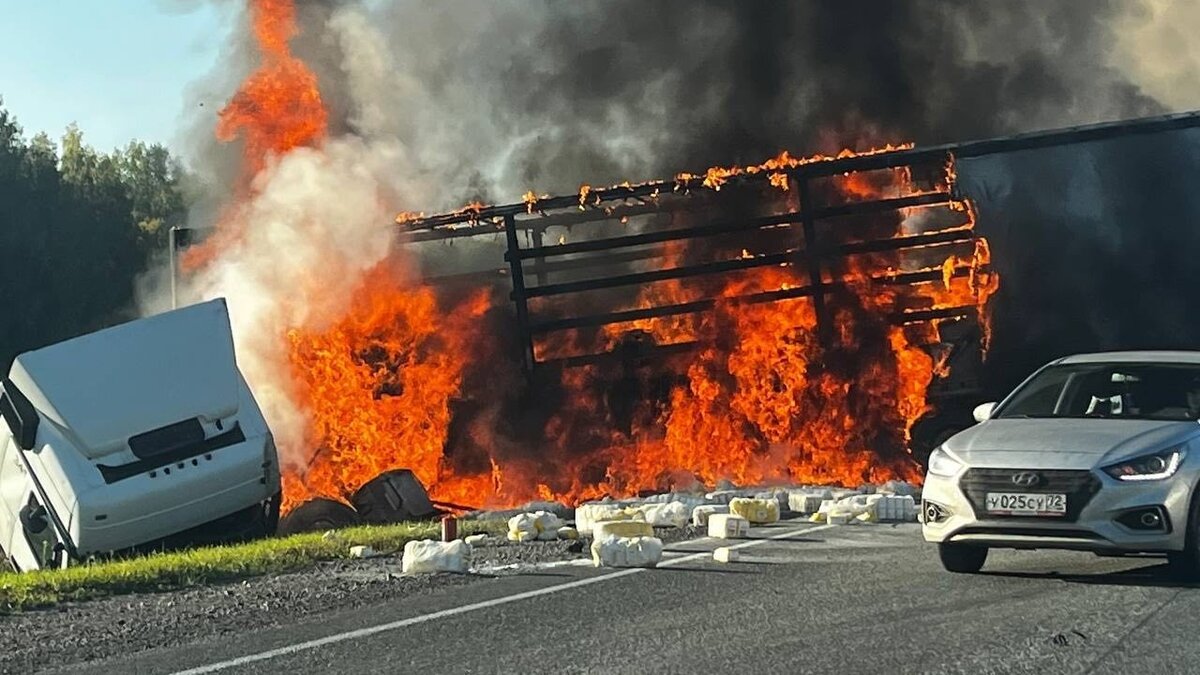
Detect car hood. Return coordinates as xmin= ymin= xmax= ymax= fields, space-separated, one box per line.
xmin=942 ymin=418 xmax=1200 ymax=470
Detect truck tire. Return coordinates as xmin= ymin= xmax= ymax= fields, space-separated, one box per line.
xmin=277 ymin=498 xmax=360 ymax=535
xmin=939 ymin=542 xmax=988 ymax=573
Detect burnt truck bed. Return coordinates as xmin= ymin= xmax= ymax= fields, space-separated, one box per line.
xmin=168 ymin=110 xmax=1200 ymax=467
xmin=392 ymin=110 xmax=1200 ymax=465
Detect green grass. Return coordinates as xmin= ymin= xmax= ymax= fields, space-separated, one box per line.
xmin=0 ymin=519 xmax=504 ymax=613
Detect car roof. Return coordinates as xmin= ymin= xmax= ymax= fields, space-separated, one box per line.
xmin=1054 ymin=350 xmax=1200 ymax=365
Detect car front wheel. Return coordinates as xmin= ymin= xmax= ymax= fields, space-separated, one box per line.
xmin=939 ymin=542 xmax=988 ymax=573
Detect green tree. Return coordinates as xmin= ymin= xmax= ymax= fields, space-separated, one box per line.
xmin=0 ymin=98 xmax=190 ymax=370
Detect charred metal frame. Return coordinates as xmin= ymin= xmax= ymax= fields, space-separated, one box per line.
xmin=402 ymin=111 xmax=1200 ymax=372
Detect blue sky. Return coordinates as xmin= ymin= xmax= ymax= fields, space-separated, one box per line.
xmin=0 ymin=2 xmax=234 ymax=157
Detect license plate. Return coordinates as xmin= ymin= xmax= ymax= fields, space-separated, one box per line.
xmin=985 ymin=492 xmax=1067 ymax=516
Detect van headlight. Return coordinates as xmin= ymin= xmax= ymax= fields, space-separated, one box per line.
xmin=927 ymin=447 xmax=964 ymax=477
xmin=1103 ymin=448 xmax=1186 ymax=481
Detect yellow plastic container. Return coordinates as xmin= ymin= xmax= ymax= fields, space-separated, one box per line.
xmin=729 ymin=497 xmax=780 ymax=524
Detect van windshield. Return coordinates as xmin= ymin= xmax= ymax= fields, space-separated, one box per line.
xmin=996 ymin=362 xmax=1200 ymax=421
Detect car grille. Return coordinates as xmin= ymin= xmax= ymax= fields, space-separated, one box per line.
xmin=959 ymin=468 xmax=1102 ymax=521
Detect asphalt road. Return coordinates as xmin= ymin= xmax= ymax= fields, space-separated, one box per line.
xmin=49 ymin=520 xmax=1200 ymax=675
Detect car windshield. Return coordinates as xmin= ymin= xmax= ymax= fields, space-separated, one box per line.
xmin=996 ymin=362 xmax=1200 ymax=421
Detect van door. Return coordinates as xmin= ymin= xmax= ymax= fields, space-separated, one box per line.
xmin=0 ymin=434 xmax=34 ymax=568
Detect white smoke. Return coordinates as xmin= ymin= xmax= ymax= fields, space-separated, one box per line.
xmin=168 ymin=1 xmax=415 ymax=466
xmin=1113 ymin=0 xmax=1200 ymax=112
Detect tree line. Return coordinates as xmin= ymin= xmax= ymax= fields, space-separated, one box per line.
xmin=0 ymin=98 xmax=188 ymax=370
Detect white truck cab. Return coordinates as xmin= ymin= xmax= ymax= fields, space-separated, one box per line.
xmin=0 ymin=298 xmax=280 ymax=570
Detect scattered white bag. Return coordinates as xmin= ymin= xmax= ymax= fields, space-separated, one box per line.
xmin=534 ymin=511 xmax=563 ymax=540
xmin=692 ymin=504 xmax=730 ymax=527
xmin=788 ymin=494 xmax=824 ymax=515
xmin=402 ymin=539 xmax=470 ymax=574
xmin=507 ymin=510 xmax=566 ymax=541
xmin=708 ymin=513 xmax=750 ymax=539
xmin=575 ymin=502 xmax=641 ymax=536
xmin=811 ymin=493 xmax=885 ymax=523
xmin=464 ymin=534 xmax=489 ymax=546
xmin=590 ymin=535 xmax=664 ymax=568
xmin=507 ymin=513 xmax=540 ymax=542
xmin=635 ymin=501 xmax=690 ymax=528
xmin=729 ymin=497 xmax=780 ymax=524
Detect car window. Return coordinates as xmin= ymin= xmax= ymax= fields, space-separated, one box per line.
xmin=997 ymin=362 xmax=1200 ymax=421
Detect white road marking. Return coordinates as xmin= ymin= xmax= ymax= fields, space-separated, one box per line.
xmin=170 ymin=523 xmax=839 ymax=674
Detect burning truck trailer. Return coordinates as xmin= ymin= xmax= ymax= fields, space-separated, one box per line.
xmin=388 ymin=111 xmax=1200 ymax=485
xmin=391 ymin=145 xmax=995 ymax=490
xmin=169 ymin=109 xmax=1200 ymax=531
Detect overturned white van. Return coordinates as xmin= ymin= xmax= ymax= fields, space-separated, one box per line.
xmin=0 ymin=298 xmax=281 ymax=570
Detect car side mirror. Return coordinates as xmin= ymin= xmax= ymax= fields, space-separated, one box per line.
xmin=973 ymin=402 xmax=998 ymax=423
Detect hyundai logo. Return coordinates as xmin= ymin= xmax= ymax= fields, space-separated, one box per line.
xmin=1011 ymin=471 xmax=1041 ymax=487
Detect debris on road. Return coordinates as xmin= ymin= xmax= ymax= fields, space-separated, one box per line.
xmin=708 ymin=513 xmax=750 ymax=539
xmin=810 ymin=493 xmax=918 ymax=524
xmin=463 ymin=534 xmax=489 ymax=546
xmin=349 ymin=545 xmax=377 ymax=559
xmin=590 ymin=535 xmax=664 ymax=568
xmin=713 ymin=546 xmax=739 ymax=563
xmin=787 ymin=490 xmax=831 ymax=515
xmin=401 ymin=539 xmax=470 ymax=574
xmin=556 ymin=526 xmax=579 ymax=540
xmin=633 ymin=500 xmax=690 ymax=528
xmin=575 ymin=502 xmax=638 ymax=536
xmin=729 ymin=497 xmax=780 ymax=524
xmin=279 ymin=498 xmax=360 ymax=535
xmin=351 ymin=469 xmax=440 ymax=524
xmin=506 ymin=511 xmax=563 ymax=542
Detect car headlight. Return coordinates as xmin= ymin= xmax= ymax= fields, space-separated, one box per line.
xmin=1103 ymin=448 xmax=1187 ymax=481
xmin=927 ymin=447 xmax=964 ymax=477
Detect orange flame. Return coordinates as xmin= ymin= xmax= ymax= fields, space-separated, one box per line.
xmin=216 ymin=0 xmax=327 ymax=181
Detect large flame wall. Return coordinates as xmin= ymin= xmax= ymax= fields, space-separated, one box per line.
xmin=196 ymin=0 xmax=999 ymax=515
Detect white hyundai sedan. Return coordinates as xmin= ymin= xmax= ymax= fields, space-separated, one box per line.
xmin=922 ymin=351 xmax=1200 ymax=577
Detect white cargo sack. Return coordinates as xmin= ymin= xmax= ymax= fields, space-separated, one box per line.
xmin=708 ymin=513 xmax=750 ymax=539
xmin=692 ymin=504 xmax=730 ymax=527
xmin=594 ymin=520 xmax=655 ymax=540
xmin=507 ymin=513 xmax=540 ymax=542
xmin=788 ymin=493 xmax=825 ymax=515
xmin=402 ymin=539 xmax=470 ymax=574
xmin=590 ymin=535 xmax=664 ymax=568
xmin=575 ymin=502 xmax=642 ymax=536
xmin=534 ymin=511 xmax=563 ymax=540
xmin=636 ymin=501 xmax=690 ymax=528
xmin=811 ymin=493 xmax=884 ymax=523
